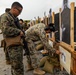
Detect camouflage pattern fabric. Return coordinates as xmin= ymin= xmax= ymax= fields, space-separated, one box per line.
xmin=5 ymin=48 xmax=10 ymax=61
xmin=7 ymin=45 xmax=24 ymax=75
xmin=25 ymin=23 xmax=56 ymax=68
xmin=0 ymin=12 xmax=24 ymax=75
xmin=0 ymin=12 xmax=21 ymax=38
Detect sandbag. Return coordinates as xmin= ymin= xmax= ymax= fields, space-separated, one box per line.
xmin=39 ymin=56 xmax=49 ymax=67
xmin=43 ymin=60 xmax=54 ymax=73
xmin=49 ymin=57 xmax=60 ymax=67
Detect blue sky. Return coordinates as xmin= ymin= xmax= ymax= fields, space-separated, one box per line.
xmin=0 ymin=0 xmax=76 ymax=20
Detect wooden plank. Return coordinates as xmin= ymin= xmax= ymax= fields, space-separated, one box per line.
xmin=70 ymin=2 xmax=75 ymax=50
xmin=52 ymin=12 xmax=55 ymax=41
xmin=59 ymin=8 xmax=62 ymax=41
xmin=52 ymin=12 xmax=55 ymax=23
xmin=72 ymin=52 xmax=76 ymax=74
xmin=48 ymin=14 xmax=50 ymax=24
xmin=59 ymin=42 xmax=74 ymax=53
xmin=45 ymin=16 xmax=48 ymax=25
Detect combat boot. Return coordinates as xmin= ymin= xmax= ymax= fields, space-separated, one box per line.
xmin=26 ymin=64 xmax=33 ymax=71
xmin=6 ymin=60 xmax=11 ymax=65
xmin=33 ymin=68 xmax=45 ymax=75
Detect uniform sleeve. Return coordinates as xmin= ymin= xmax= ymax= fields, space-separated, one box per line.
xmin=38 ymin=28 xmax=56 ymax=53
xmin=0 ymin=15 xmax=21 ymax=38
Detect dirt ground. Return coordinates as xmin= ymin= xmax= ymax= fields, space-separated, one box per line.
xmin=0 ymin=47 xmax=52 ymax=75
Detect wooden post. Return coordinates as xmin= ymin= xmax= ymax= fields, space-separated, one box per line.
xmin=36 ymin=19 xmax=38 ymax=24
xmin=70 ymin=2 xmax=75 ymax=51
xmin=59 ymin=8 xmax=62 ymax=41
xmin=39 ymin=18 xmax=41 ymax=23
xmin=45 ymin=16 xmax=48 ymax=25
xmin=72 ymin=52 xmax=76 ymax=74
xmin=70 ymin=3 xmax=76 ymax=75
xmin=52 ymin=12 xmax=54 ymax=23
xmin=52 ymin=12 xmax=55 ymax=40
xmin=43 ymin=17 xmax=45 ymax=24
xmin=48 ymin=14 xmax=50 ymax=24
xmin=59 ymin=8 xmax=64 ymax=71
xmin=34 ymin=19 xmax=37 ymax=24
xmin=38 ymin=16 xmax=41 ymax=23
xmin=47 ymin=17 xmax=48 ymax=25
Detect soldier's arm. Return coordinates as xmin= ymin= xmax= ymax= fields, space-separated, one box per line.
xmin=38 ymin=29 xmax=56 ymax=53
xmin=0 ymin=15 xmax=21 ymax=37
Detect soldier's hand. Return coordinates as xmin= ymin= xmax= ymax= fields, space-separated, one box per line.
xmin=20 ymin=31 xmax=24 ymax=36
xmin=56 ymin=50 xmax=61 ymax=54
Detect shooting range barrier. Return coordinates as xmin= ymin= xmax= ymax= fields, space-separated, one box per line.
xmin=30 ymin=1 xmax=76 ymax=75
xmin=55 ymin=2 xmax=76 ymax=75
xmin=46 ymin=2 xmax=76 ymax=75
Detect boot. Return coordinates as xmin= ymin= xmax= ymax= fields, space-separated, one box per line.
xmin=6 ymin=60 xmax=11 ymax=65
xmin=26 ymin=64 xmax=33 ymax=71
xmin=33 ymin=68 xmax=45 ymax=75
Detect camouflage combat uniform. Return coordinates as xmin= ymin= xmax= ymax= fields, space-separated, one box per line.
xmin=25 ymin=23 xmax=56 ymax=68
xmin=0 ymin=12 xmax=24 ymax=75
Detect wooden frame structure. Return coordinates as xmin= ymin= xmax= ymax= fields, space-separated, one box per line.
xmin=48 ymin=2 xmax=76 ymax=75
xmin=59 ymin=2 xmax=76 ymax=75
xmin=31 ymin=2 xmax=76 ymax=75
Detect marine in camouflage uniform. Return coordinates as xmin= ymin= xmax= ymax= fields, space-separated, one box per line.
xmin=4 ymin=8 xmax=11 ymax=64
xmin=25 ymin=23 xmax=56 ymax=69
xmin=0 ymin=2 xmax=24 ymax=75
